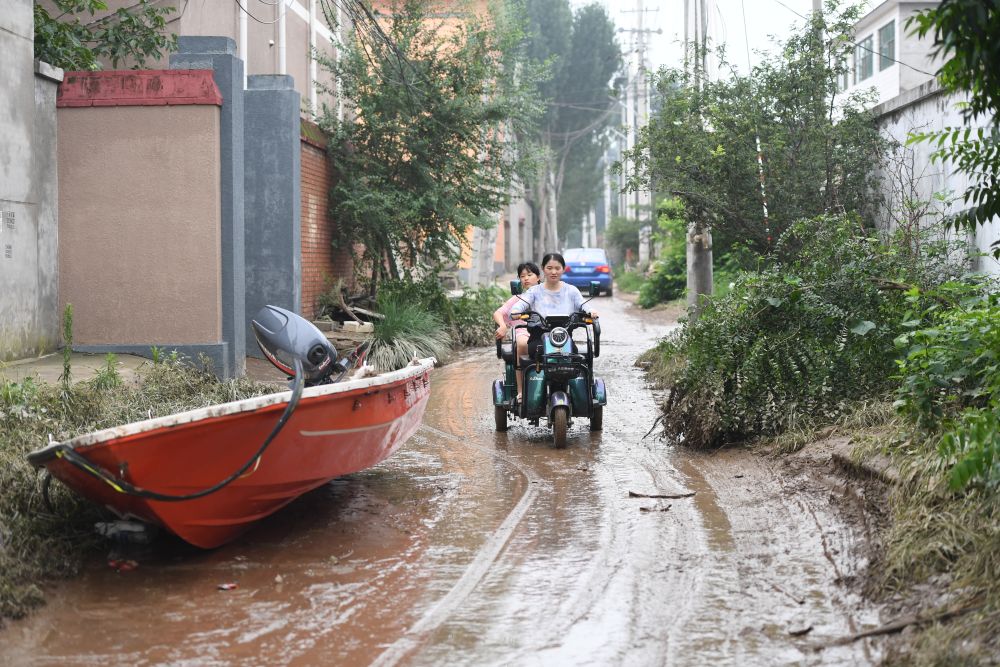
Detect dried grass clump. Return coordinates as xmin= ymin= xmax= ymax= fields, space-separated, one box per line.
xmin=0 ymin=357 xmax=276 ymax=625
xmin=878 ymin=436 xmax=1000 ymax=664
xmin=368 ymin=296 xmax=451 ymax=372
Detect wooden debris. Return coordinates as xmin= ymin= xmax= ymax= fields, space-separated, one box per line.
xmin=819 ymin=599 xmax=984 ymax=648
xmin=788 ymin=624 xmax=813 ymax=637
xmin=629 ymin=490 xmax=696 ymax=499
xmin=639 ymin=504 xmax=672 ymax=513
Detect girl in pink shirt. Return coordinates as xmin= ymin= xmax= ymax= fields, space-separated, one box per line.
xmin=493 ymin=262 xmax=541 ymax=398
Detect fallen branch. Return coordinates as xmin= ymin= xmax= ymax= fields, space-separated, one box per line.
xmin=642 ymin=415 xmax=664 ymax=440
xmin=770 ymin=581 xmax=806 ymax=605
xmin=351 ymin=306 xmax=385 ymax=321
xmin=629 ymin=490 xmax=696 ymax=499
xmin=639 ymin=504 xmax=672 ymax=512
xmin=337 ymin=285 xmax=363 ymax=324
xmin=819 ymin=599 xmax=985 ymax=648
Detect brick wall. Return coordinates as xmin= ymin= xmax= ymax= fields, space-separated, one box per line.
xmin=300 ymin=120 xmax=354 ymax=319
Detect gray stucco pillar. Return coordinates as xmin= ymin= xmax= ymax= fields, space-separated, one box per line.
xmin=33 ymin=61 xmax=64 ymax=356
xmin=170 ymin=37 xmax=246 ymax=378
xmin=244 ymin=74 xmax=302 ymax=358
xmin=0 ymin=0 xmax=63 ymax=361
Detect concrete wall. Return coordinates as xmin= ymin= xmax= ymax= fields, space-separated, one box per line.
xmin=170 ymin=38 xmax=246 ymax=378
xmin=874 ymin=81 xmax=1000 ymax=276
xmin=95 ymin=0 xmax=342 ymax=118
xmin=58 ymin=104 xmax=223 ymax=344
xmin=56 ymin=68 xmax=231 ymax=370
xmin=53 ymin=41 xmax=331 ymax=376
xmin=0 ymin=0 xmax=63 ymax=362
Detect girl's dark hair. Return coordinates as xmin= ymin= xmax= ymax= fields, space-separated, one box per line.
xmin=516 ymin=261 xmax=540 ymax=278
xmin=541 ymin=252 xmax=566 ymax=268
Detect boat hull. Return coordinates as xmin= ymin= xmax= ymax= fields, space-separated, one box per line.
xmin=28 ymin=359 xmax=434 ymax=548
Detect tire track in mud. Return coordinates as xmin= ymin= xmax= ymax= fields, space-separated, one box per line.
xmin=372 ymin=420 xmax=541 ymax=667
xmin=394 ymin=304 xmax=704 ymax=666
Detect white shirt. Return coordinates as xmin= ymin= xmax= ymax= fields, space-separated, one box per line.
xmin=511 ymin=282 xmax=585 ymax=318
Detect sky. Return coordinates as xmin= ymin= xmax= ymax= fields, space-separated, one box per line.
xmin=571 ymin=0 xmax=843 ymax=75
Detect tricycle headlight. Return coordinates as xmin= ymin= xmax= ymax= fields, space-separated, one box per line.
xmin=550 ymin=327 xmax=569 ymax=347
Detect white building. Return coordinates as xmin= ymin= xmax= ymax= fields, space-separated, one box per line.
xmin=841 ymin=0 xmax=999 ymax=276
xmin=836 ymin=1 xmax=941 ymax=107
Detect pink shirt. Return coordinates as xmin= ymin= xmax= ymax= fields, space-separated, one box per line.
xmin=496 ymin=296 xmax=529 ymax=340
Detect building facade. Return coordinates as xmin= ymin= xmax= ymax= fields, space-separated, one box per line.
xmin=840 ymin=1 xmax=999 ymax=276
xmin=836 ymin=1 xmax=940 ymax=107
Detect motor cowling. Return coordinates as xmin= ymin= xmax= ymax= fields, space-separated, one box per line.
xmin=251 ymin=305 xmax=338 ymax=382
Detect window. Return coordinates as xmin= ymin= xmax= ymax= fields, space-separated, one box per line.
xmin=855 ymin=35 xmax=874 ymax=81
xmin=839 ymin=63 xmax=850 ymax=91
xmin=878 ymin=20 xmax=895 ymax=70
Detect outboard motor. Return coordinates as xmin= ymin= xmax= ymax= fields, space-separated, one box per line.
xmin=252 ymin=305 xmax=347 ymax=385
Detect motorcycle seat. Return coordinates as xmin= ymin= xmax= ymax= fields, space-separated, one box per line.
xmin=518 ymin=355 xmax=533 ymax=369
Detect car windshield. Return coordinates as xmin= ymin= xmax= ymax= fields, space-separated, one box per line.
xmin=563 ymin=249 xmax=607 ymax=263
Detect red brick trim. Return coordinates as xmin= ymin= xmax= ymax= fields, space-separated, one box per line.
xmin=58 ymin=70 xmax=223 ymax=108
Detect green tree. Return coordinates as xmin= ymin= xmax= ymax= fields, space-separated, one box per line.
xmin=316 ymin=0 xmax=541 ymax=288
xmin=34 ymin=0 xmax=176 ymax=71
xmin=604 ymin=215 xmax=641 ymax=261
xmin=907 ymin=1 xmax=1000 ymax=254
xmin=523 ymin=0 xmax=621 ymax=252
xmin=622 ymin=1 xmax=885 ymax=258
xmin=551 ymin=4 xmax=622 ymax=242
xmin=637 ymin=198 xmax=688 ymax=307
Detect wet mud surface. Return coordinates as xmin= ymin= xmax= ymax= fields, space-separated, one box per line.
xmin=3 ymin=296 xmax=885 ymax=665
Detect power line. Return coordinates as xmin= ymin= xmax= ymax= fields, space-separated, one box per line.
xmin=234 ymin=0 xmax=283 ymax=25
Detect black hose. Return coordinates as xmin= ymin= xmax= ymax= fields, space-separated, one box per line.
xmin=54 ymin=359 xmax=305 ymax=502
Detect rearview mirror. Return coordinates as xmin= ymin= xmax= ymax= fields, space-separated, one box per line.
xmin=589 ymin=281 xmax=601 ymax=297
xmin=510 ymin=279 xmax=522 ymax=296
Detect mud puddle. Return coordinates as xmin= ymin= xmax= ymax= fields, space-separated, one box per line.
xmin=3 ymin=295 xmax=884 ymax=665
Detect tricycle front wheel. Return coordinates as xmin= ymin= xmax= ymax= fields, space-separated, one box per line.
xmin=552 ymin=407 xmax=568 ymax=448
xmin=495 ymin=405 xmax=508 ymax=432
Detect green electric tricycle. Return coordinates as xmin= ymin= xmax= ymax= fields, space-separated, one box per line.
xmin=492 ymin=280 xmax=608 ymax=448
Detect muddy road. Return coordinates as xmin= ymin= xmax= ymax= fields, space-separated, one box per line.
xmin=4 ymin=296 xmax=883 ymax=665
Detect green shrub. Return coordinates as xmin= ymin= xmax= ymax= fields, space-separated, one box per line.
xmin=448 ymin=284 xmax=508 ymax=347
xmin=637 ymin=255 xmax=686 ymax=307
xmin=638 ymin=198 xmax=688 ymax=307
xmin=615 ymin=269 xmax=645 ymax=293
xmin=894 ymin=283 xmax=1000 ymax=490
xmin=378 ymin=276 xmax=454 ymax=321
xmin=379 ymin=277 xmax=505 ymax=349
xmin=656 ymin=215 xmax=963 ymax=448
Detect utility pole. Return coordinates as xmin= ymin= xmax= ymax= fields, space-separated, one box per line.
xmin=684 ymin=0 xmax=713 ymax=317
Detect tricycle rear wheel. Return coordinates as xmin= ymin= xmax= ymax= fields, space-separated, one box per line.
xmin=495 ymin=405 xmax=508 ymax=432
xmin=552 ymin=407 xmax=568 ymax=448
xmin=590 ymin=406 xmax=603 ymax=431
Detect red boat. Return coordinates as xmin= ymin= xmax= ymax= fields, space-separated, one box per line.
xmin=27 ymin=358 xmax=434 ymax=548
